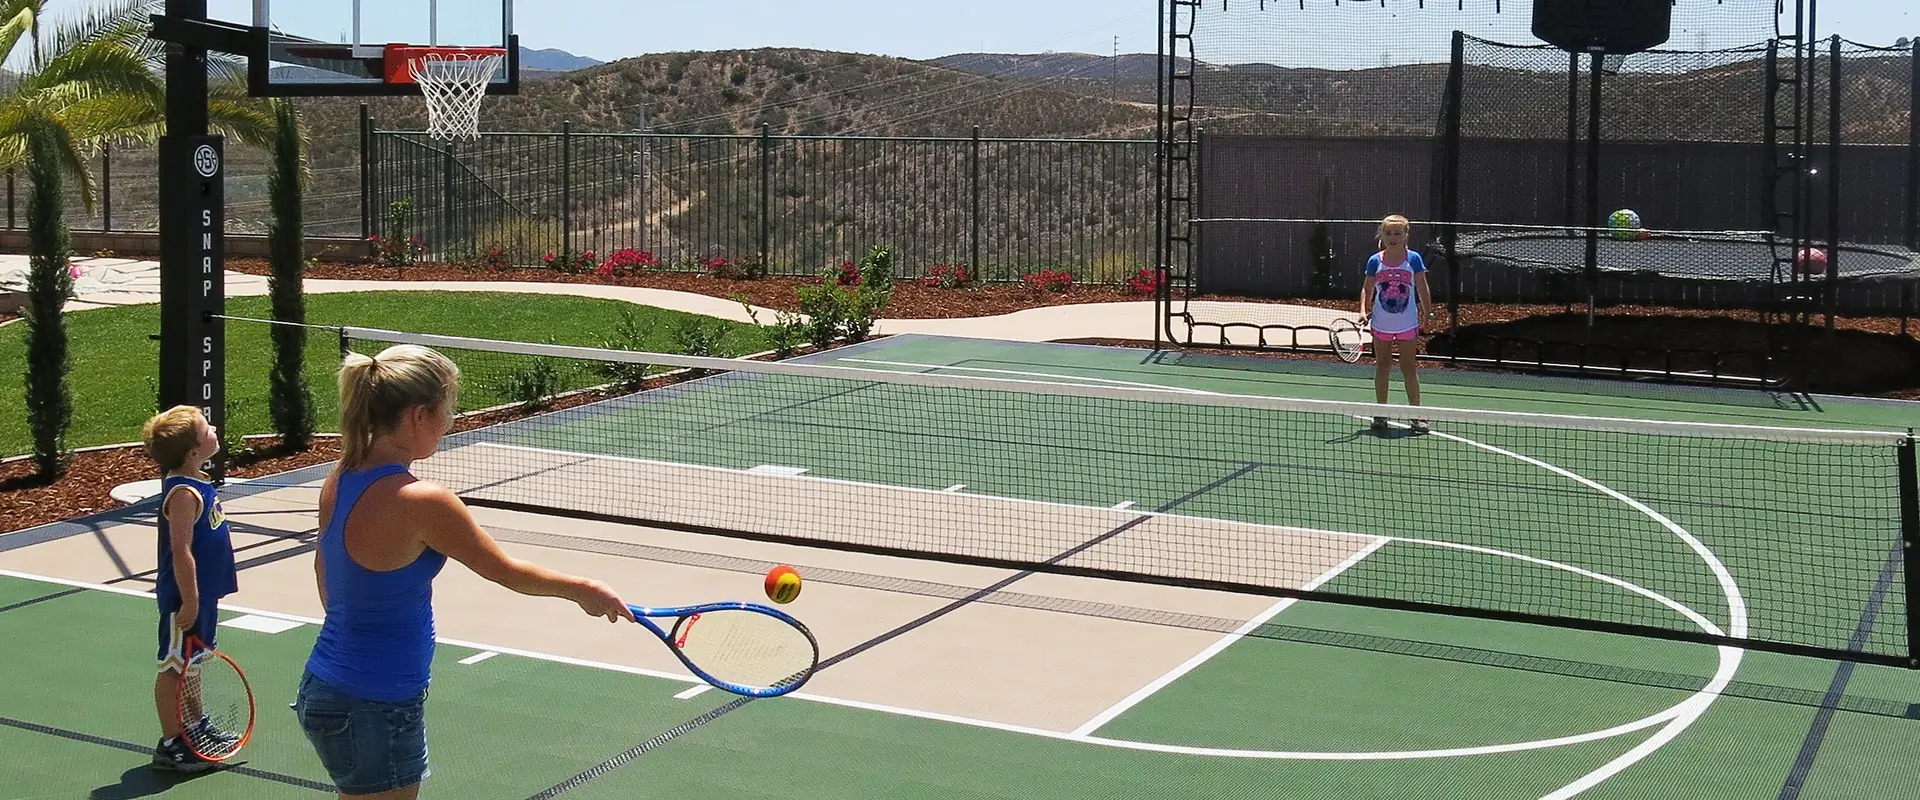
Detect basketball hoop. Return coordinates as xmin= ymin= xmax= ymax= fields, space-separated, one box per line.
xmin=388 ymin=46 xmax=505 ymax=141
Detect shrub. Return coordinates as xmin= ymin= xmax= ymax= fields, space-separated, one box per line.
xmin=1021 ymin=269 xmax=1074 ymax=293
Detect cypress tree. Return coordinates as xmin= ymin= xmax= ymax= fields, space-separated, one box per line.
xmin=22 ymin=126 xmax=72 ymax=479
xmin=266 ymin=99 xmax=314 ymax=450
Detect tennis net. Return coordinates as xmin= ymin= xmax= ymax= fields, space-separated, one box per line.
xmin=343 ymin=327 xmax=1918 ymax=668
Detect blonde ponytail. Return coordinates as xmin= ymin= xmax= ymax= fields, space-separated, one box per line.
xmin=337 ymin=345 xmax=460 ymax=469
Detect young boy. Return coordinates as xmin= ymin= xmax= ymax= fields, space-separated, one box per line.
xmin=141 ymin=405 xmax=239 ymax=772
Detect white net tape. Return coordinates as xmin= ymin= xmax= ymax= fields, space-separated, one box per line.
xmin=408 ymin=52 xmax=503 ymax=141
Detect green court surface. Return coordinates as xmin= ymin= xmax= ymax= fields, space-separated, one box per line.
xmin=3 ymin=333 xmax=1917 ymax=799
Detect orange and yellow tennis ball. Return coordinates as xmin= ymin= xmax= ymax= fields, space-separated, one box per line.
xmin=764 ymin=565 xmax=802 ymax=604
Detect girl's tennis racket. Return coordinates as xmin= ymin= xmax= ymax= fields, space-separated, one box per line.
xmin=1329 ymin=317 xmax=1368 ymax=363
xmin=629 ymin=602 xmax=820 ymax=698
xmin=177 ymin=634 xmax=255 ymax=761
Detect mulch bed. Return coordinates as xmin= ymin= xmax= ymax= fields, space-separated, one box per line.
xmin=224 ymin=258 xmax=1154 ymax=320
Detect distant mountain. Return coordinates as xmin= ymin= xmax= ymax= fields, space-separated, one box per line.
xmin=928 ymin=52 xmax=1168 ymax=82
xmin=520 ymin=47 xmax=603 ymax=72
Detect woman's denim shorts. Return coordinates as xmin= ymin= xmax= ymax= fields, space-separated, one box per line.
xmin=294 ymin=671 xmax=430 ymax=795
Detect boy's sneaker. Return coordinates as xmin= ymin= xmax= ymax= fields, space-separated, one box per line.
xmin=1410 ymin=419 xmax=1431 ymax=434
xmin=151 ymin=736 xmax=218 ymax=772
xmin=190 ymin=715 xmax=242 ymax=752
xmin=1370 ymin=416 xmax=1389 ymax=432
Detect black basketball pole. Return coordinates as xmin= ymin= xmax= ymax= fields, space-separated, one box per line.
xmin=156 ymin=0 xmax=226 ymax=478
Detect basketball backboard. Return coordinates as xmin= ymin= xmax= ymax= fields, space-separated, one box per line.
xmin=205 ymin=0 xmax=518 ymax=96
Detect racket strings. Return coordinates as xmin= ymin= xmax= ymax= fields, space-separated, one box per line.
xmin=180 ymin=653 xmax=250 ymax=759
xmin=675 ymin=610 xmax=816 ymax=691
xmin=1330 ymin=320 xmax=1368 ymax=362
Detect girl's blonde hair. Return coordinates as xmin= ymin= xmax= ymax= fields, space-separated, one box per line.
xmin=1377 ymin=214 xmax=1411 ymax=246
xmin=141 ymin=405 xmax=205 ymax=472
xmin=338 ymin=344 xmax=461 ymax=468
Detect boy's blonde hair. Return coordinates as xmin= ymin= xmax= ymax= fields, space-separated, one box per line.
xmin=338 ymin=344 xmax=461 ymax=469
xmin=141 ymin=405 xmax=205 ymax=472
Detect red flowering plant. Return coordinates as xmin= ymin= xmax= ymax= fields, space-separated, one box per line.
xmin=598 ymin=248 xmax=660 ymax=277
xmin=1127 ymin=267 xmax=1165 ymax=295
xmin=918 ymin=264 xmax=974 ymax=289
xmin=543 ymin=249 xmax=596 ymax=274
xmin=1021 ymin=269 xmax=1074 ymax=293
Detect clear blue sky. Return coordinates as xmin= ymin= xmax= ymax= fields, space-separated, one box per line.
xmin=33 ymin=0 xmax=1920 ymax=69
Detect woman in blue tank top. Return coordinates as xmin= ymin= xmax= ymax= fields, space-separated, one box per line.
xmin=294 ymin=344 xmax=633 ymax=799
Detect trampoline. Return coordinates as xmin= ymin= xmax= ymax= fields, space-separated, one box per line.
xmin=1446 ymin=230 xmax=1920 ymax=316
xmin=1454 ymin=231 xmax=1920 ymax=282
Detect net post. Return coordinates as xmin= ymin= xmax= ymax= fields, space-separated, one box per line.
xmin=1907 ymin=38 xmax=1918 ymax=252
xmin=1824 ymin=36 xmax=1840 ymax=335
xmin=1583 ymin=50 xmax=1602 ymax=347
xmin=1902 ymin=432 xmax=1918 ymax=669
xmin=1442 ymin=31 xmax=1464 ymax=354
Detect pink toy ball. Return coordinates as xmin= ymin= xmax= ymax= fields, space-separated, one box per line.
xmin=1795 ymin=247 xmax=1828 ymax=276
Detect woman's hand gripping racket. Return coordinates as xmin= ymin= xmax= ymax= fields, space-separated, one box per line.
xmin=1329 ymin=316 xmax=1369 ymax=364
xmin=177 ymin=634 xmax=255 ymax=761
xmin=629 ymin=602 xmax=821 ymax=698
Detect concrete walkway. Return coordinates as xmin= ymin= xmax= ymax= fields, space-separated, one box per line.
xmin=5 ymin=255 xmax=1345 ymax=343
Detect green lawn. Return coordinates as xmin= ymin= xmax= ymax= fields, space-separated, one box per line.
xmin=0 ymin=291 xmax=772 ymax=457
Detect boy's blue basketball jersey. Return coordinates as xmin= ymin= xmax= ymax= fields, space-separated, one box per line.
xmin=154 ymin=475 xmax=238 ymax=611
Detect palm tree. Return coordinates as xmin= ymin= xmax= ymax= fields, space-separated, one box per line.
xmin=0 ymin=0 xmax=277 ymax=210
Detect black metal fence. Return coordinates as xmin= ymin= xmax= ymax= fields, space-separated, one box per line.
xmin=1180 ymin=35 xmax=1919 ymax=316
xmin=365 ymin=122 xmax=1159 ymax=283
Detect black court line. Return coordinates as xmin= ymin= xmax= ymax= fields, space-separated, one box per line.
xmin=0 ymin=587 xmax=85 ymax=614
xmin=0 ymin=458 xmax=335 ymax=556
xmin=0 ymin=525 xmax=316 ymax=613
xmin=465 ymin=526 xmax=1920 ymax=721
xmin=0 ymin=715 xmax=333 ymax=792
xmin=1776 ymin=544 xmax=1905 ymax=800
xmin=525 ymin=463 xmax=1264 ymax=799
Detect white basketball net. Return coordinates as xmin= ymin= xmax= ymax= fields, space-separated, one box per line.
xmin=409 ymin=52 xmax=503 ymax=141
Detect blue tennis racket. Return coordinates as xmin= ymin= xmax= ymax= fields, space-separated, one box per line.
xmin=628 ymin=602 xmax=820 ymax=698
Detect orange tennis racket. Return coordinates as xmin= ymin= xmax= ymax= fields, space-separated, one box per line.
xmin=177 ymin=634 xmax=255 ymax=761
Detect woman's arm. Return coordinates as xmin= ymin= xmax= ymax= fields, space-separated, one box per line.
xmin=406 ymin=481 xmax=634 ymax=622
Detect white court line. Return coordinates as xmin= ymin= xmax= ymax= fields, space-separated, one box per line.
xmin=1110 ymin=501 xmax=1135 ymax=510
xmin=746 ymin=465 xmax=809 ymax=477
xmin=835 ymin=358 xmax=1217 ymax=394
xmin=0 ymin=356 xmax=1746 ymax=781
xmin=674 ymin=685 xmax=713 ymax=700
xmin=463 ymin=441 xmax=1381 ymax=546
xmin=458 ymin=651 xmax=499 ymax=665
xmin=943 ymin=484 xmax=966 ymax=492
xmin=0 ymin=564 xmax=1716 ymax=761
xmin=220 ymin=614 xmax=303 ymax=634
xmin=1068 ymin=537 xmax=1390 ymax=737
